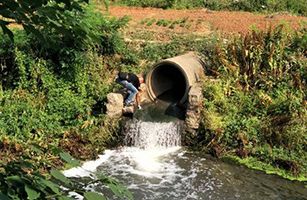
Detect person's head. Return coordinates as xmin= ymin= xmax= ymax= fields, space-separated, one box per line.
xmin=138 ymin=74 xmax=144 ymax=84
xmin=118 ymin=72 xmax=128 ymax=80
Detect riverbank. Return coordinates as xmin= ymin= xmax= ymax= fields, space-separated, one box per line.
xmin=0 ymin=2 xmax=306 ymax=199
xmin=63 ymin=146 xmax=307 ymax=199
xmin=222 ymin=155 xmax=307 ymax=182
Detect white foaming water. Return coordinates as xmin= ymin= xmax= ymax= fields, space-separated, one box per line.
xmin=124 ymin=120 xmax=181 ymax=148
xmin=64 ymin=120 xmax=182 ymax=177
xmin=122 ymin=120 xmax=182 ymax=174
xmin=63 ymin=118 xmax=307 ymax=200
xmin=63 ymin=150 xmax=113 ymax=178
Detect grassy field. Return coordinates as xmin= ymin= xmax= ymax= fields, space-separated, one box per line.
xmin=114 ymin=0 xmax=307 ymax=16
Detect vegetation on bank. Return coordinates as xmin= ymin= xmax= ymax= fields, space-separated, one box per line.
xmin=0 ymin=0 xmax=306 ymax=199
xmin=114 ymin=0 xmax=307 ymax=16
xmin=121 ymin=23 xmax=307 ymax=180
xmin=199 ymin=25 xmax=307 ymax=180
xmin=0 ymin=2 xmax=128 ymax=160
xmin=0 ymin=0 xmax=135 ymax=199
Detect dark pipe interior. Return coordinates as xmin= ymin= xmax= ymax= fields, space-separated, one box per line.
xmin=151 ymin=64 xmax=187 ymax=103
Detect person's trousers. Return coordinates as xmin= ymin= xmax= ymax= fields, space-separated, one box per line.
xmin=120 ymin=80 xmax=138 ymax=105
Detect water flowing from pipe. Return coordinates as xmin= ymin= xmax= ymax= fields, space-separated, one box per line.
xmin=124 ymin=120 xmax=181 ymax=148
xmin=120 ymin=119 xmax=182 ymax=174
xmin=64 ymin=107 xmax=307 ymax=200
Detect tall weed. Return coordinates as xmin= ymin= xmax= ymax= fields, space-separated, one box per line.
xmin=200 ymin=25 xmax=306 ymax=176
xmin=116 ymin=0 xmax=307 ymax=15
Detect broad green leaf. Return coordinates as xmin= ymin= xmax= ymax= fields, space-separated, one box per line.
xmin=0 ymin=20 xmax=14 ymax=40
xmin=107 ymin=182 xmax=133 ymax=200
xmin=84 ymin=192 xmax=106 ymax=200
xmin=25 ymin=185 xmax=40 ymax=200
xmin=58 ymin=196 xmax=73 ymax=200
xmin=6 ymin=175 xmax=23 ymax=183
xmin=97 ymin=174 xmax=133 ymax=200
xmin=50 ymin=169 xmax=71 ymax=185
xmin=38 ymin=178 xmax=61 ymax=195
xmin=59 ymin=152 xmax=80 ymax=167
xmin=30 ymin=144 xmax=44 ymax=154
xmin=0 ymin=193 xmax=10 ymax=200
xmin=108 ymin=183 xmax=122 ymax=197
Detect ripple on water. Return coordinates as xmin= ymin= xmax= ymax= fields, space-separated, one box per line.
xmin=63 ymin=117 xmax=307 ymax=200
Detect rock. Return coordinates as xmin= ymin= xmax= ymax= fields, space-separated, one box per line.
xmin=185 ymin=84 xmax=203 ymax=131
xmin=106 ymin=93 xmax=124 ymax=118
xmin=186 ymin=110 xmax=201 ymax=129
xmin=139 ymin=83 xmax=151 ymax=104
xmin=123 ymin=106 xmax=134 ymax=114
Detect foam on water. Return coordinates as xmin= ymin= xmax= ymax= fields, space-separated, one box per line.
xmin=63 ymin=150 xmax=114 ymax=178
xmin=64 ymin=120 xmax=182 ymax=178
xmin=124 ymin=120 xmax=182 ymax=148
xmin=63 ymin=117 xmax=307 ymax=200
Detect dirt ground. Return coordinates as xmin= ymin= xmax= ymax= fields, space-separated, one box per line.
xmin=108 ymin=6 xmax=306 ymax=39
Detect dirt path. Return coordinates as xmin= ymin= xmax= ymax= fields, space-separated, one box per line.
xmin=108 ymin=6 xmax=306 ymax=36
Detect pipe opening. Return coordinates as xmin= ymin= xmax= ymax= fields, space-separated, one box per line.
xmin=150 ymin=63 xmax=187 ymax=103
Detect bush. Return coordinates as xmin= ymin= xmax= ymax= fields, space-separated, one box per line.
xmin=200 ymin=26 xmax=306 ymax=177
xmin=119 ymin=0 xmax=176 ymax=9
xmin=117 ymin=0 xmax=307 ymax=15
xmin=0 ymin=1 xmax=131 ymax=198
xmin=0 ymin=1 xmax=127 ymax=150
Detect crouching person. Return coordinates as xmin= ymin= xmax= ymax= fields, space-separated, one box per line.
xmin=116 ymin=72 xmax=144 ymax=109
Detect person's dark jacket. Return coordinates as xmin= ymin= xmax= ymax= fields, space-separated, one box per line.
xmin=117 ymin=72 xmax=140 ymax=89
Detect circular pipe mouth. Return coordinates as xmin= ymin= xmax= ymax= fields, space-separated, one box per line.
xmin=147 ymin=61 xmax=188 ymax=103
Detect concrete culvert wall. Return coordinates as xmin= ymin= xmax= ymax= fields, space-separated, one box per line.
xmin=146 ymin=52 xmax=205 ymax=104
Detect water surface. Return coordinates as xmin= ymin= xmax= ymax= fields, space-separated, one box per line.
xmin=64 ymin=103 xmax=307 ymax=200
xmin=91 ymin=147 xmax=307 ymax=200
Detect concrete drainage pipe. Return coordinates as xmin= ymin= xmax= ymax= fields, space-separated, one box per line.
xmin=146 ymin=52 xmax=205 ymax=104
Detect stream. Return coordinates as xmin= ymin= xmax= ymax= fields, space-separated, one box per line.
xmin=64 ymin=103 xmax=307 ymax=200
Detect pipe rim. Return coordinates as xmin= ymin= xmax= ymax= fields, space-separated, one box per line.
xmin=146 ymin=60 xmax=189 ymax=103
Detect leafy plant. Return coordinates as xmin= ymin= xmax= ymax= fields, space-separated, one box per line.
xmin=116 ymin=0 xmax=307 ymax=15
xmin=0 ymin=151 xmax=132 ymax=200
xmin=0 ymin=0 xmax=89 ymax=41
xmin=199 ymin=25 xmax=306 ymax=177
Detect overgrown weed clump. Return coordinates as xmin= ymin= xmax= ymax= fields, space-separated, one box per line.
xmin=0 ymin=2 xmax=135 ymax=198
xmin=123 ymin=24 xmax=306 ymax=180
xmin=0 ymin=5 xmax=129 ymax=164
xmin=199 ymin=25 xmax=306 ymax=180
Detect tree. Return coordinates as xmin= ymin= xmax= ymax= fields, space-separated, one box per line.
xmin=0 ymin=0 xmax=89 ymax=41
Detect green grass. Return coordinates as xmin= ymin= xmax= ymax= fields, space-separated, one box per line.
xmin=115 ymin=0 xmax=307 ymax=16
xmin=223 ymin=155 xmax=307 ymax=182
xmin=196 ymin=24 xmax=307 ymax=180
xmin=1 ymin=1 xmax=306 ymax=191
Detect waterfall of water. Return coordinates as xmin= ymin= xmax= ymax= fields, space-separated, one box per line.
xmin=124 ymin=120 xmax=182 ymax=149
xmin=63 ymin=114 xmax=307 ymax=200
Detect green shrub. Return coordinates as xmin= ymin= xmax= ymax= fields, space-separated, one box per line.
xmin=156 ymin=19 xmax=171 ymax=27
xmin=0 ymin=1 xmax=127 ymax=145
xmin=116 ymin=0 xmax=307 ymax=15
xmin=200 ymin=26 xmax=306 ymax=177
xmin=0 ymin=90 xmax=61 ymax=140
xmin=46 ymin=86 xmax=92 ymax=126
xmin=0 ymin=1 xmax=132 ymax=198
xmin=0 ymin=151 xmax=132 ymax=200
xmin=119 ymin=0 xmax=176 ymax=9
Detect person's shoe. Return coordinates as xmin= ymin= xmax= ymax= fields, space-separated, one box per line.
xmin=125 ymin=101 xmax=134 ymax=106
